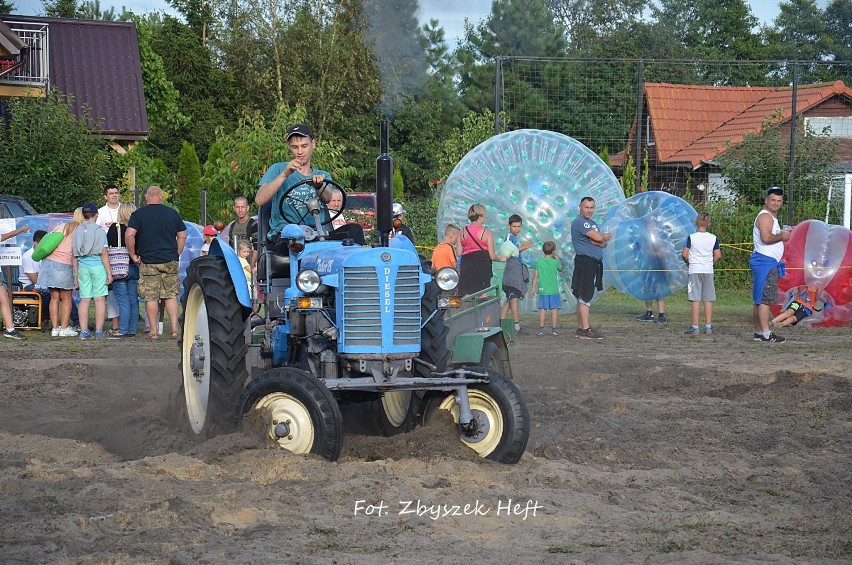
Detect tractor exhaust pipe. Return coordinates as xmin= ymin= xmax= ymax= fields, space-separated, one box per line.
xmin=376 ymin=119 xmax=393 ymax=247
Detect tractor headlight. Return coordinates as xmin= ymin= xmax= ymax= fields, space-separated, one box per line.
xmin=296 ymin=269 xmax=322 ymax=293
xmin=434 ymin=267 xmax=459 ymax=291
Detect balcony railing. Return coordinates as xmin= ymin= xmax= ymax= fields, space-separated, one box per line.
xmin=0 ymin=21 xmax=49 ymax=87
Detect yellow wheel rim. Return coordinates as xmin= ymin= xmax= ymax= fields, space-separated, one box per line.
xmin=438 ymin=389 xmax=504 ymax=457
xmin=254 ymin=392 xmax=315 ymax=454
xmin=381 ymin=391 xmax=412 ymax=427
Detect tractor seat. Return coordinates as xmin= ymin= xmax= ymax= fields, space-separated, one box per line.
xmin=255 ymin=203 xmax=291 ymax=281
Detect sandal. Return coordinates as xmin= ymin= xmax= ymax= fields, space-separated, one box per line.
xmin=146 ymin=333 xmax=159 ymax=340
xmin=170 ymin=332 xmax=179 ymax=339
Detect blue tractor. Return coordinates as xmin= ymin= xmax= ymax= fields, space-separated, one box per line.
xmin=177 ymin=123 xmax=529 ymax=463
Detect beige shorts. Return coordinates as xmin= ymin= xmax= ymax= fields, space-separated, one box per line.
xmin=139 ymin=261 xmax=180 ymax=301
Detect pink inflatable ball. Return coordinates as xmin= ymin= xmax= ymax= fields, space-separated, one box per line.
xmin=778 ymin=220 xmax=852 ymax=327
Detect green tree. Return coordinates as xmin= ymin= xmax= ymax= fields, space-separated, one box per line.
xmin=175 ymin=141 xmax=202 ymax=222
xmin=458 ymin=0 xmax=567 ymax=111
xmin=79 ymin=0 xmax=116 ymax=20
xmin=201 ymin=104 xmax=355 ymax=216
xmin=363 ymin=0 xmax=427 ymax=112
xmin=392 ymin=167 xmax=404 ymax=202
xmin=0 ymin=91 xmax=118 ymax=212
xmin=622 ymin=153 xmax=636 ymax=197
xmin=145 ymin=15 xmax=232 ymax=168
xmin=134 ymin=16 xmax=187 ymax=131
xmin=276 ymin=1 xmax=381 ymax=139
xmin=168 ymin=0 xmax=216 ymax=46
xmin=716 ymin=111 xmax=840 ymax=208
xmin=1 ymin=0 xmax=16 ymax=13
xmin=112 ymin=143 xmax=175 ymax=202
xmin=42 ymin=0 xmax=80 ymax=17
xmin=764 ymin=0 xmax=833 ymax=83
xmin=212 ymin=0 xmax=276 ymax=115
xmin=650 ymin=0 xmax=768 ymax=84
xmin=438 ymin=108 xmax=509 ymax=185
xmin=824 ymin=0 xmax=852 ymax=82
xmin=546 ymin=0 xmax=649 ymax=51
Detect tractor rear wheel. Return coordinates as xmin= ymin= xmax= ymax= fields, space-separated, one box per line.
xmin=179 ymin=256 xmax=249 ymax=437
xmin=479 ymin=340 xmax=501 ymax=373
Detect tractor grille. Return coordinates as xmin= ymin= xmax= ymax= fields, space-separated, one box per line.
xmin=342 ymin=265 xmax=421 ymax=348
xmin=392 ymin=266 xmax=421 ymax=345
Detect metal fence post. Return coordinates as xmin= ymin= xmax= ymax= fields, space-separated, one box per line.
xmin=635 ymin=59 xmax=644 ymax=194
xmin=787 ymin=61 xmax=798 ymax=225
xmin=494 ymin=57 xmax=502 ymax=136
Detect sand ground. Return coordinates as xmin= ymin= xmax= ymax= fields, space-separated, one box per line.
xmin=0 ymin=312 xmax=849 ymax=563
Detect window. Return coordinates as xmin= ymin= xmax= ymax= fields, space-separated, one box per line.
xmin=804 ymin=117 xmax=852 ymax=138
xmin=646 ymin=115 xmax=655 ymax=146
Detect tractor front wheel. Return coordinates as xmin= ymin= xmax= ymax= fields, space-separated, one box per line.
xmin=237 ymin=368 xmax=344 ymax=461
xmin=423 ymin=367 xmax=529 ymax=464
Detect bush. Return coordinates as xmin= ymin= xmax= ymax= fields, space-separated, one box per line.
xmin=0 ymin=91 xmax=119 ymax=212
xmin=403 ymin=197 xmax=439 ymax=250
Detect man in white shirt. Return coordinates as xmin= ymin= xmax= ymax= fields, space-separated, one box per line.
xmin=96 ymin=185 xmax=122 ymax=332
xmin=19 ymin=229 xmax=46 ymax=290
xmin=97 ymin=185 xmax=122 ymax=231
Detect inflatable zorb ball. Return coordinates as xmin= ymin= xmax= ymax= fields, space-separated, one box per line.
xmin=778 ymin=220 xmax=852 ymax=327
xmin=601 ymin=191 xmax=697 ymax=301
xmin=437 ymin=129 xmax=625 ymax=311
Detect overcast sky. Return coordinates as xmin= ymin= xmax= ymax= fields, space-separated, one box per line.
xmin=9 ymin=0 xmax=788 ymax=45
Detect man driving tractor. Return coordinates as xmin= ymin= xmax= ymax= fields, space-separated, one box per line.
xmin=254 ymin=123 xmax=364 ymax=245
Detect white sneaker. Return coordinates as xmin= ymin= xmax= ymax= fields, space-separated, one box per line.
xmin=59 ymin=326 xmax=79 ymax=337
xmin=51 ymin=327 xmax=61 ymax=337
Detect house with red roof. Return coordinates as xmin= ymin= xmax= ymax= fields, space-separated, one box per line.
xmin=613 ymin=81 xmax=852 ymax=200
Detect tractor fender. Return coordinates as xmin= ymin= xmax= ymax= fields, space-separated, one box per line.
xmin=208 ymin=236 xmax=252 ymax=309
xmin=451 ymin=329 xmax=513 ymax=379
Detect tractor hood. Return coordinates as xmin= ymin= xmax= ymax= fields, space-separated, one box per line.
xmin=298 ymin=242 xmax=429 ymax=290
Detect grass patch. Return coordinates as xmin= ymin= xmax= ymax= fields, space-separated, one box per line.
xmin=517 ymin=287 xmax=756 ymax=328
xmin=808 ymin=404 xmax=835 ymax=430
xmin=681 ymin=520 xmax=715 ymax=532
xmin=547 ymin=546 xmax=581 ymax=554
xmin=659 ymin=539 xmax=700 ymax=553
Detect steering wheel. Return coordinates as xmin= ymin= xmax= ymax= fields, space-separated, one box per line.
xmin=277 ymin=177 xmax=347 ymax=228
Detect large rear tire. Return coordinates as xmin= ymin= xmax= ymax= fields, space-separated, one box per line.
xmin=179 ymin=256 xmax=249 ymax=437
xmin=374 ymin=279 xmax=451 ymax=436
xmin=479 ymin=340 xmax=501 ymax=373
xmin=422 ymin=367 xmax=529 ymax=464
xmin=237 ymin=368 xmax=344 ymax=461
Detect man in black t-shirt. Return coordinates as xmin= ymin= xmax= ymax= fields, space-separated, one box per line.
xmin=227 ymin=196 xmax=258 ymax=264
xmin=125 ymin=186 xmax=187 ymax=339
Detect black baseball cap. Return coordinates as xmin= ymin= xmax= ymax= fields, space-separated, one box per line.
xmin=766 ymin=186 xmax=783 ymax=197
xmin=287 ymin=123 xmax=314 ymax=140
xmin=82 ymin=202 xmax=98 ymax=214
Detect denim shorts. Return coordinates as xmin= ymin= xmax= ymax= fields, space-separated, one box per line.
xmin=37 ymin=258 xmax=75 ymax=290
